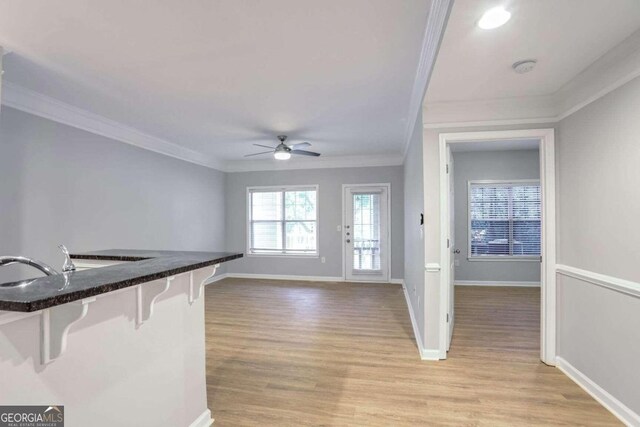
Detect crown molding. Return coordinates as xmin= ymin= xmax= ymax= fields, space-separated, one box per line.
xmin=1 ymin=82 xmax=406 ymax=173
xmin=1 ymin=82 xmax=226 ymax=171
xmin=0 ymin=83 xmax=403 ymax=173
xmin=423 ymin=29 xmax=640 ymax=129
xmin=424 ymin=95 xmax=559 ymax=129
xmin=224 ymin=153 xmax=404 ymax=173
xmin=402 ymin=0 xmax=453 ymax=158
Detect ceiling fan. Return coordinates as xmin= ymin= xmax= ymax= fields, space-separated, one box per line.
xmin=244 ymin=135 xmax=321 ymax=160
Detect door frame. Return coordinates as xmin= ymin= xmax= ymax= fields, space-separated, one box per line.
xmin=438 ymin=129 xmax=556 ymax=365
xmin=342 ymin=183 xmax=392 ymax=283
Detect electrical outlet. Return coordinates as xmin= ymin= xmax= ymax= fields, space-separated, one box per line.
xmin=321 ymin=257 xmax=326 ymax=263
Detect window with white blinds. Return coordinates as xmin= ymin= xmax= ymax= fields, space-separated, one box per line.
xmin=248 ymin=186 xmax=318 ymax=256
xmin=468 ymin=180 xmax=541 ymax=259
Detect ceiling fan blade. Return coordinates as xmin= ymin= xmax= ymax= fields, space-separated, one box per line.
xmin=290 ymin=142 xmax=311 ymax=149
xmin=244 ymin=151 xmax=274 ymax=157
xmin=253 ymin=143 xmax=276 ymax=149
xmin=291 ymin=149 xmax=321 ymax=157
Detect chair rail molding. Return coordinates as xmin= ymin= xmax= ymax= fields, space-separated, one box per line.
xmin=556 ymin=264 xmax=640 ymax=298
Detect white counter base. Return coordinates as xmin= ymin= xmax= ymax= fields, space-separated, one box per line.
xmin=0 ymin=267 xmax=216 ymax=427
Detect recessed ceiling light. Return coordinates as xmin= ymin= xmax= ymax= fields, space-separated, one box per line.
xmin=478 ymin=7 xmax=511 ymax=30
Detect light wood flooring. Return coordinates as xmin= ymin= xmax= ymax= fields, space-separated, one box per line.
xmin=205 ymin=279 xmax=619 ymax=426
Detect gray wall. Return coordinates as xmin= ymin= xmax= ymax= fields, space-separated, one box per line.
xmin=225 ymin=166 xmax=404 ymax=279
xmin=404 ymin=116 xmax=425 ymax=346
xmin=452 ymin=149 xmax=540 ymax=283
xmin=556 ymin=75 xmax=640 ymax=415
xmin=0 ymin=107 xmax=227 ymax=282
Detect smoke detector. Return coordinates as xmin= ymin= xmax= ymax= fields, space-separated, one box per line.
xmin=512 ymin=60 xmax=537 ymax=74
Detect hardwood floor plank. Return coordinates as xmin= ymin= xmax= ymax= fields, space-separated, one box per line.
xmin=205 ymin=279 xmax=620 ymax=426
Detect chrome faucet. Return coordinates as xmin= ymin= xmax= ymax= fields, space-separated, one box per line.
xmin=0 ymin=256 xmax=59 ymax=276
xmin=0 ymin=244 xmax=76 ymax=278
xmin=58 ymin=244 xmax=76 ymax=272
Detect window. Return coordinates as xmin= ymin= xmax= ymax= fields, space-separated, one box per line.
xmin=248 ymin=186 xmax=318 ymax=256
xmin=468 ymin=180 xmax=541 ymax=259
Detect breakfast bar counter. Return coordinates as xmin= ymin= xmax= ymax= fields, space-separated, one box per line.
xmin=0 ymin=249 xmax=242 ymax=427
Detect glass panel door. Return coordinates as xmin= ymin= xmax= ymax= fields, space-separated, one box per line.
xmin=352 ymin=193 xmax=381 ymax=271
xmin=344 ymin=185 xmax=389 ymax=282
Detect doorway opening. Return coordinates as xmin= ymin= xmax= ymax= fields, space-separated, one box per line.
xmin=342 ymin=184 xmax=391 ymax=283
xmin=438 ymin=130 xmax=556 ymax=365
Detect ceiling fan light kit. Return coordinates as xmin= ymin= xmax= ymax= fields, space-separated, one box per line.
xmin=274 ymin=150 xmax=291 ymax=160
xmin=245 ymin=135 xmax=321 ymax=160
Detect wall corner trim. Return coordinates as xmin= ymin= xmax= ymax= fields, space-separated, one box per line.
xmin=556 ymin=357 xmax=640 ymax=426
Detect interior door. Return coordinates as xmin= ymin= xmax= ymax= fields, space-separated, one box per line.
xmin=344 ymin=185 xmax=390 ymax=282
xmin=447 ymin=147 xmax=455 ymax=350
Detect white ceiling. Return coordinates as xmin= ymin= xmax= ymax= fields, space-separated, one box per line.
xmin=0 ymin=0 xmax=431 ymax=162
xmin=426 ymin=0 xmax=640 ymax=103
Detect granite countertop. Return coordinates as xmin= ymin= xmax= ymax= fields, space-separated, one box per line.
xmin=0 ymin=250 xmax=243 ymax=312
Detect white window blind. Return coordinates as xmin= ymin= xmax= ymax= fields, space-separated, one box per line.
xmin=248 ymin=186 xmax=318 ymax=255
xmin=469 ymin=181 xmax=541 ymax=258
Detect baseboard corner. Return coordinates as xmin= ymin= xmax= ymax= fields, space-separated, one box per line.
xmin=556 ymin=356 xmax=639 ymax=426
xmin=401 ymin=284 xmax=441 ymax=361
xmin=419 ymin=348 xmax=442 ymax=361
xmin=189 ymin=409 xmax=214 ymax=427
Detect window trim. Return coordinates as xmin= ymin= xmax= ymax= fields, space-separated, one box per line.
xmin=246 ymin=185 xmax=319 ymax=258
xmin=467 ymin=179 xmax=541 ymax=262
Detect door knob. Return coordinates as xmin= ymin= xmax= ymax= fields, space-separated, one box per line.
xmin=453 ymin=249 xmax=460 ymax=254
xmin=346 ymin=239 xmax=351 ymax=243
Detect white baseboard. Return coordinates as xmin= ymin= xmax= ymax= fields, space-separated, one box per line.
xmin=401 ymin=283 xmax=441 ymax=361
xmin=420 ymin=349 xmax=441 ymax=361
xmin=454 ymin=280 xmax=540 ymax=287
xmin=219 ymin=272 xmax=403 ymax=284
xmin=225 ymin=273 xmax=344 ymax=282
xmin=188 ymin=409 xmax=213 ymax=427
xmin=556 ymin=357 xmax=639 ymax=426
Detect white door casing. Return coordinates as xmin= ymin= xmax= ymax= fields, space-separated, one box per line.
xmin=343 ymin=184 xmax=391 ymax=282
xmin=447 ymin=146 xmax=455 ymax=351
xmin=438 ymin=129 xmax=556 ymax=365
